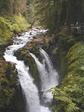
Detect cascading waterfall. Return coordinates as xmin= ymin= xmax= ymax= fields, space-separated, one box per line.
xmin=3 ymin=28 xmax=51 ymax=112
xmin=30 ymin=49 xmax=58 ymax=104
xmin=30 ymin=52 xmax=50 ymax=91
xmin=40 ymin=48 xmax=58 ymax=88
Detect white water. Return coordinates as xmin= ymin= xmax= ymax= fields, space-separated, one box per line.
xmin=3 ymin=28 xmax=51 ymax=112
xmin=40 ymin=48 xmax=58 ymax=88
xmin=30 ymin=49 xmax=58 ymax=103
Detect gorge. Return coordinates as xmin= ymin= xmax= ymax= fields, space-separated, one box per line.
xmin=3 ymin=28 xmax=59 ymax=112
xmin=0 ymin=1 xmax=84 ymax=112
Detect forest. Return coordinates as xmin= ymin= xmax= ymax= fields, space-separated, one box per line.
xmin=0 ymin=0 xmax=84 ymax=112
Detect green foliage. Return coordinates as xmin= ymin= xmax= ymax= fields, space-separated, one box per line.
xmin=0 ymin=17 xmax=13 ymax=44
xmin=12 ymin=14 xmax=31 ymax=32
xmin=32 ymin=0 xmax=84 ymax=32
xmin=0 ymin=0 xmax=27 ymax=15
xmin=0 ymin=15 xmax=30 ymax=45
xmin=32 ymin=0 xmax=62 ymax=31
xmin=52 ymin=42 xmax=84 ymax=112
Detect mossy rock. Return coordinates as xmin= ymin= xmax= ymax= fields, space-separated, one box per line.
xmin=15 ymin=48 xmax=41 ymax=89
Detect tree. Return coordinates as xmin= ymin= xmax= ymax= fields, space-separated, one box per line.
xmin=0 ymin=0 xmax=27 ymax=15
xmin=32 ymin=0 xmax=84 ymax=32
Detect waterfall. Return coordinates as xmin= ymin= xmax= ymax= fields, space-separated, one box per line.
xmin=40 ymin=48 xmax=58 ymax=88
xmin=30 ymin=49 xmax=58 ymax=104
xmin=3 ymin=28 xmax=51 ymax=112
xmin=30 ymin=53 xmax=50 ymax=91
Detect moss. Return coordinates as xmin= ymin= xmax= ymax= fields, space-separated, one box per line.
xmin=15 ymin=48 xmax=41 ymax=88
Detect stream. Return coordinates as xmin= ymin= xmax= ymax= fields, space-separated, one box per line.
xmin=3 ymin=28 xmax=58 ymax=112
